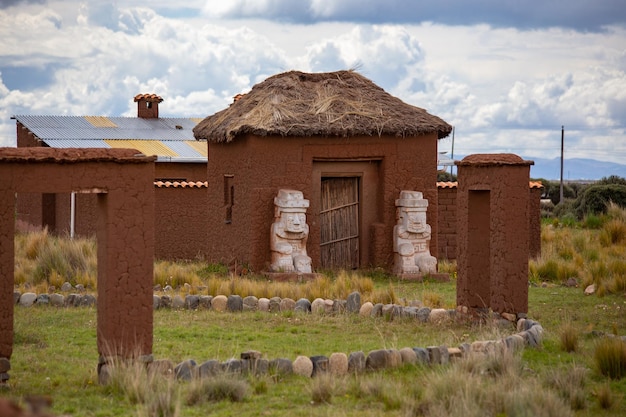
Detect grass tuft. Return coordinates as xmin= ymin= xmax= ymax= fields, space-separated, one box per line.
xmin=104 ymin=357 xmax=180 ymax=417
xmin=16 ymin=230 xmax=97 ymax=289
xmin=595 ymin=383 xmax=615 ymax=410
xmin=599 ymin=219 xmax=626 ymax=246
xmin=559 ymin=322 xmax=579 ymax=353
xmin=594 ymin=337 xmax=626 ymax=379
xmin=186 ymin=375 xmax=250 ymax=405
xmin=544 ymin=366 xmax=588 ymax=410
xmin=308 ymin=373 xmax=339 ymax=404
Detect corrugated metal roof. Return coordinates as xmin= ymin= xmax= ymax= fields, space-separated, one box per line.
xmin=105 ymin=139 xmax=178 ymax=157
xmin=43 ymin=139 xmax=206 ymax=159
xmin=44 ymin=139 xmax=110 ymax=148
xmin=183 ymin=140 xmax=207 ymax=157
xmin=84 ymin=116 xmax=118 ymax=128
xmin=13 ymin=115 xmax=207 ymax=160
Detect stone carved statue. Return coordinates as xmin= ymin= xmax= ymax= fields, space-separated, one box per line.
xmin=393 ymin=190 xmax=437 ymax=275
xmin=270 ymin=189 xmax=312 ymax=273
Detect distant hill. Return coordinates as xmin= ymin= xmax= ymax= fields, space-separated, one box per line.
xmin=527 ymin=157 xmax=626 ymax=181
xmin=444 ymin=155 xmax=626 ymax=181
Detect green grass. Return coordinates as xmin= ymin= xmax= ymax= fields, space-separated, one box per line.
xmin=6 ymin=217 xmax=626 ymax=416
xmin=4 ymin=283 xmax=626 ymax=417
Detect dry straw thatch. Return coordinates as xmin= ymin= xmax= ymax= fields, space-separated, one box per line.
xmin=193 ymin=70 xmax=452 ymax=143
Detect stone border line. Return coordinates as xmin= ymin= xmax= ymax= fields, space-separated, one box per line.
xmin=12 ymin=289 xmax=545 ymax=385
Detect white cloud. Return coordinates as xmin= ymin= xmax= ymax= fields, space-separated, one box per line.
xmin=201 ymin=0 xmax=626 ymax=30
xmin=0 ymin=2 xmax=625 ymax=173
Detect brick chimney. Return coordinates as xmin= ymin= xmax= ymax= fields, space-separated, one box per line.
xmin=134 ymin=93 xmax=163 ymax=119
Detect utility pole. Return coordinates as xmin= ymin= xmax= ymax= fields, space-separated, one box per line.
xmin=450 ymin=126 xmax=455 ymax=176
xmin=560 ymin=125 xmax=564 ymax=203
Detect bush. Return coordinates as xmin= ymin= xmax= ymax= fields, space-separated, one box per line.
xmin=437 ymin=171 xmax=457 ymax=182
xmin=539 ymin=179 xmax=579 ymax=206
xmin=552 ymin=200 xmax=577 ymax=220
xmin=574 ymin=184 xmax=626 ymax=218
xmin=583 ymin=214 xmax=603 ymax=229
xmin=597 ymin=175 xmax=626 ymax=186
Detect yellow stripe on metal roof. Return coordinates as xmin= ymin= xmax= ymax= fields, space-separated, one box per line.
xmin=190 ymin=118 xmax=204 ymax=124
xmin=104 ymin=139 xmax=179 ymax=157
xmin=184 ymin=140 xmax=208 ymax=157
xmin=84 ymin=116 xmax=118 ymax=128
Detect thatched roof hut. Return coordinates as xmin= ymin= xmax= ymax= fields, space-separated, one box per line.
xmin=193 ymin=70 xmax=452 ymax=142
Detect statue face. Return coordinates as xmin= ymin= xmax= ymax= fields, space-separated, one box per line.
xmin=283 ymin=212 xmax=306 ymax=233
xmin=404 ymin=211 xmax=426 ymax=233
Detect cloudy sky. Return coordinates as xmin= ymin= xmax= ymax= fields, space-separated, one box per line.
xmin=1 ymin=0 xmax=625 ymax=175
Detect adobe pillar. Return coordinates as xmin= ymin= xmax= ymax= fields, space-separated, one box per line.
xmin=0 ymin=148 xmax=155 ymax=384
xmin=456 ymin=154 xmax=533 ymax=315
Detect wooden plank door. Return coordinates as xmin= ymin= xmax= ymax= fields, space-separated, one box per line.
xmin=320 ymin=177 xmax=360 ymax=269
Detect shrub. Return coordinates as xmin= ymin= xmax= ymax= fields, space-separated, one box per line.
xmin=552 ymin=199 xmax=577 ymax=219
xmin=574 ymin=184 xmax=626 ymax=218
xmin=594 ymin=337 xmax=626 ymax=379
xmin=583 ymin=214 xmax=603 ymax=229
xmin=597 ymin=175 xmax=626 ymax=186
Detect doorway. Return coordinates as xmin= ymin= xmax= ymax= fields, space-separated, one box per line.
xmin=467 ymin=190 xmax=491 ymax=307
xmin=320 ymin=177 xmax=360 ymax=269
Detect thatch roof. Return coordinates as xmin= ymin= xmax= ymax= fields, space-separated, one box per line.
xmin=193 ymin=70 xmax=452 ymax=143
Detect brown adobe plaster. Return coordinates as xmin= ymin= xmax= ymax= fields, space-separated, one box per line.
xmin=205 ymin=132 xmax=439 ymax=272
xmin=457 ymin=153 xmax=534 ymax=167
xmin=0 ymin=147 xmax=155 ymax=373
xmin=455 ymin=154 xmax=533 ymax=315
xmin=0 ymin=147 xmax=153 ymax=163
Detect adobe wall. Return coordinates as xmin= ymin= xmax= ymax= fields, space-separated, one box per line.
xmin=0 ymin=147 xmax=155 ymax=372
xmin=16 ymin=122 xmax=40 ymax=148
xmin=437 ymin=185 xmax=457 ymax=260
xmin=437 ymin=182 xmax=543 ymax=261
xmin=456 ymin=154 xmax=533 ymax=314
xmin=529 ymin=187 xmax=542 ymax=259
xmin=154 ymin=182 xmax=209 ymax=260
xmin=155 ymin=161 xmax=206 ymax=181
xmin=206 ymin=133 xmax=439 ymax=272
